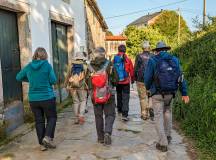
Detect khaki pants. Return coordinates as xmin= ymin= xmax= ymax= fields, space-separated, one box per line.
xmin=152 ymin=94 xmax=173 ymax=146
xmin=136 ymin=82 xmax=151 ymax=117
xmin=70 ymin=90 xmax=87 ymax=118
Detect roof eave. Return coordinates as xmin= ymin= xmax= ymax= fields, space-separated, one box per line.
xmin=86 ymin=0 xmax=108 ymax=30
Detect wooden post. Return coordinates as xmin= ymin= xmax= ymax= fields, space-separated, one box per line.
xmin=178 ymin=8 xmax=181 ymax=45
xmin=203 ymin=0 xmax=206 ymax=28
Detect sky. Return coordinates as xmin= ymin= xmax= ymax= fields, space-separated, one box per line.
xmin=97 ymin=0 xmax=216 ymax=35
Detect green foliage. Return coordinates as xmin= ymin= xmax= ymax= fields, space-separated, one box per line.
xmin=174 ymin=22 xmax=216 ymax=159
xmin=124 ymin=26 xmax=168 ymax=57
xmin=152 ymin=10 xmax=191 ymax=47
xmin=0 ymin=123 xmax=6 ymax=142
xmin=106 ymin=30 xmax=113 ymax=36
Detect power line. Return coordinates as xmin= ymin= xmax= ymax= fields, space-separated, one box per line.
xmin=105 ymin=0 xmax=188 ymax=20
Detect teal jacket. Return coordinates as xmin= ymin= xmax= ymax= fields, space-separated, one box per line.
xmin=16 ymin=60 xmax=57 ymax=101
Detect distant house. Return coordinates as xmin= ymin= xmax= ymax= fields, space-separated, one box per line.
xmin=105 ymin=35 xmax=127 ymax=59
xmin=128 ymin=11 xmax=162 ymax=28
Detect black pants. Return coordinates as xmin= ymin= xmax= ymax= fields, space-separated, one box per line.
xmin=30 ymin=98 xmax=57 ymax=145
xmin=93 ymin=99 xmax=116 ymax=140
xmin=116 ymin=83 xmax=130 ymax=117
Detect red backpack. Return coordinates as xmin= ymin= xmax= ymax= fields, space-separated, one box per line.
xmin=90 ymin=60 xmax=111 ymax=104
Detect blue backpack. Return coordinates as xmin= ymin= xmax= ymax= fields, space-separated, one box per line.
xmin=71 ymin=64 xmax=84 ymax=75
xmin=113 ymin=55 xmax=128 ymax=82
xmin=154 ymin=55 xmax=180 ymax=94
xmin=69 ymin=63 xmax=85 ymax=88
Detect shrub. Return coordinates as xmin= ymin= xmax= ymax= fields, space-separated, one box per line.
xmin=174 ymin=22 xmax=216 ymax=159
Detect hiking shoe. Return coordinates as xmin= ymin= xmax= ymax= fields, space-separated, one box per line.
xmin=104 ymin=133 xmax=111 ymax=146
xmin=42 ymin=136 xmax=56 ymax=149
xmin=167 ymin=136 xmax=172 ymax=144
xmin=40 ymin=145 xmax=48 ymax=151
xmin=74 ymin=119 xmax=79 ymax=125
xmin=156 ymin=143 xmax=168 ymax=152
xmin=79 ymin=117 xmax=85 ymax=125
xmin=141 ymin=115 xmax=148 ymax=121
xmin=117 ymin=110 xmax=122 ymax=115
xmin=122 ymin=116 xmax=129 ymax=122
xmin=97 ymin=139 xmax=104 ymax=144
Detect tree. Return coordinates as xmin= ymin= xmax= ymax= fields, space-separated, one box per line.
xmin=106 ymin=30 xmax=113 ymax=36
xmin=124 ymin=26 xmax=168 ymax=57
xmin=152 ymin=10 xmax=191 ymax=47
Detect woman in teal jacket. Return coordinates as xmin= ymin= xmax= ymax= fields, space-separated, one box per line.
xmin=16 ymin=47 xmax=57 ymax=151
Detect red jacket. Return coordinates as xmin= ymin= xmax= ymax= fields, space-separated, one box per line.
xmin=115 ymin=52 xmax=134 ymax=84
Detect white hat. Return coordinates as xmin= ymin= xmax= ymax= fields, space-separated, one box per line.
xmin=142 ymin=41 xmax=150 ymax=49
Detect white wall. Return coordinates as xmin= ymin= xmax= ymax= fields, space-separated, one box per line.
xmin=70 ymin=0 xmax=87 ymax=53
xmin=29 ymin=0 xmax=87 ymax=63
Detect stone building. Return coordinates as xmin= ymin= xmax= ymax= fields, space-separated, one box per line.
xmin=105 ymin=35 xmax=127 ymax=59
xmin=128 ymin=11 xmax=162 ymax=28
xmin=85 ymin=0 xmax=108 ymax=55
xmin=0 ymin=0 xmax=107 ymax=133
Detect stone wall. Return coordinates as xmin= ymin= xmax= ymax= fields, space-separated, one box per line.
xmin=85 ymin=0 xmax=106 ymax=53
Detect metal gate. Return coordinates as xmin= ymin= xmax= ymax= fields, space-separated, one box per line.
xmin=51 ymin=22 xmax=68 ymax=102
xmin=0 ymin=9 xmax=22 ymax=104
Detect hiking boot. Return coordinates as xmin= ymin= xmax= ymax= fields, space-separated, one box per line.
xmin=40 ymin=145 xmax=48 ymax=151
xmin=156 ymin=143 xmax=168 ymax=152
xmin=104 ymin=133 xmax=111 ymax=146
xmin=167 ymin=136 xmax=172 ymax=144
xmin=42 ymin=136 xmax=56 ymax=149
xmin=79 ymin=117 xmax=85 ymax=125
xmin=122 ymin=116 xmax=129 ymax=122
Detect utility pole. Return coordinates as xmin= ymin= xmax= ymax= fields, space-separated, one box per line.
xmin=178 ymin=8 xmax=181 ymax=45
xmin=203 ymin=0 xmax=206 ymax=28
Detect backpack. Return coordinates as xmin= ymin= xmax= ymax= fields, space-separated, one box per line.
xmin=113 ymin=54 xmax=129 ymax=82
xmin=90 ymin=60 xmax=111 ymax=104
xmin=154 ymin=55 xmax=180 ymax=94
xmin=137 ymin=53 xmax=151 ymax=81
xmin=69 ymin=63 xmax=85 ymax=88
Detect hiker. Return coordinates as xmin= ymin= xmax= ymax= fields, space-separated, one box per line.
xmin=134 ymin=41 xmax=152 ymax=120
xmin=113 ymin=44 xmax=134 ymax=121
xmin=65 ymin=52 xmax=88 ymax=125
xmin=144 ymin=41 xmax=190 ymax=152
xmin=87 ymin=47 xmax=115 ymax=146
xmin=16 ymin=47 xmax=57 ymax=151
xmin=83 ymin=51 xmax=90 ymax=114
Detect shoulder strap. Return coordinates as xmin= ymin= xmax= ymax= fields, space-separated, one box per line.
xmin=87 ymin=64 xmax=95 ymax=73
xmin=101 ymin=60 xmax=110 ymax=70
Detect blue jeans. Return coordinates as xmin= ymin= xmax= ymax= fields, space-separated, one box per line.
xmin=30 ymin=98 xmax=57 ymax=145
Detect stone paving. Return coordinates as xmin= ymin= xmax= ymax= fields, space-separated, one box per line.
xmin=0 ymin=87 xmax=190 ymax=160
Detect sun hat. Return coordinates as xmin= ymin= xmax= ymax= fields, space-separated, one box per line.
xmin=152 ymin=41 xmax=171 ymax=51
